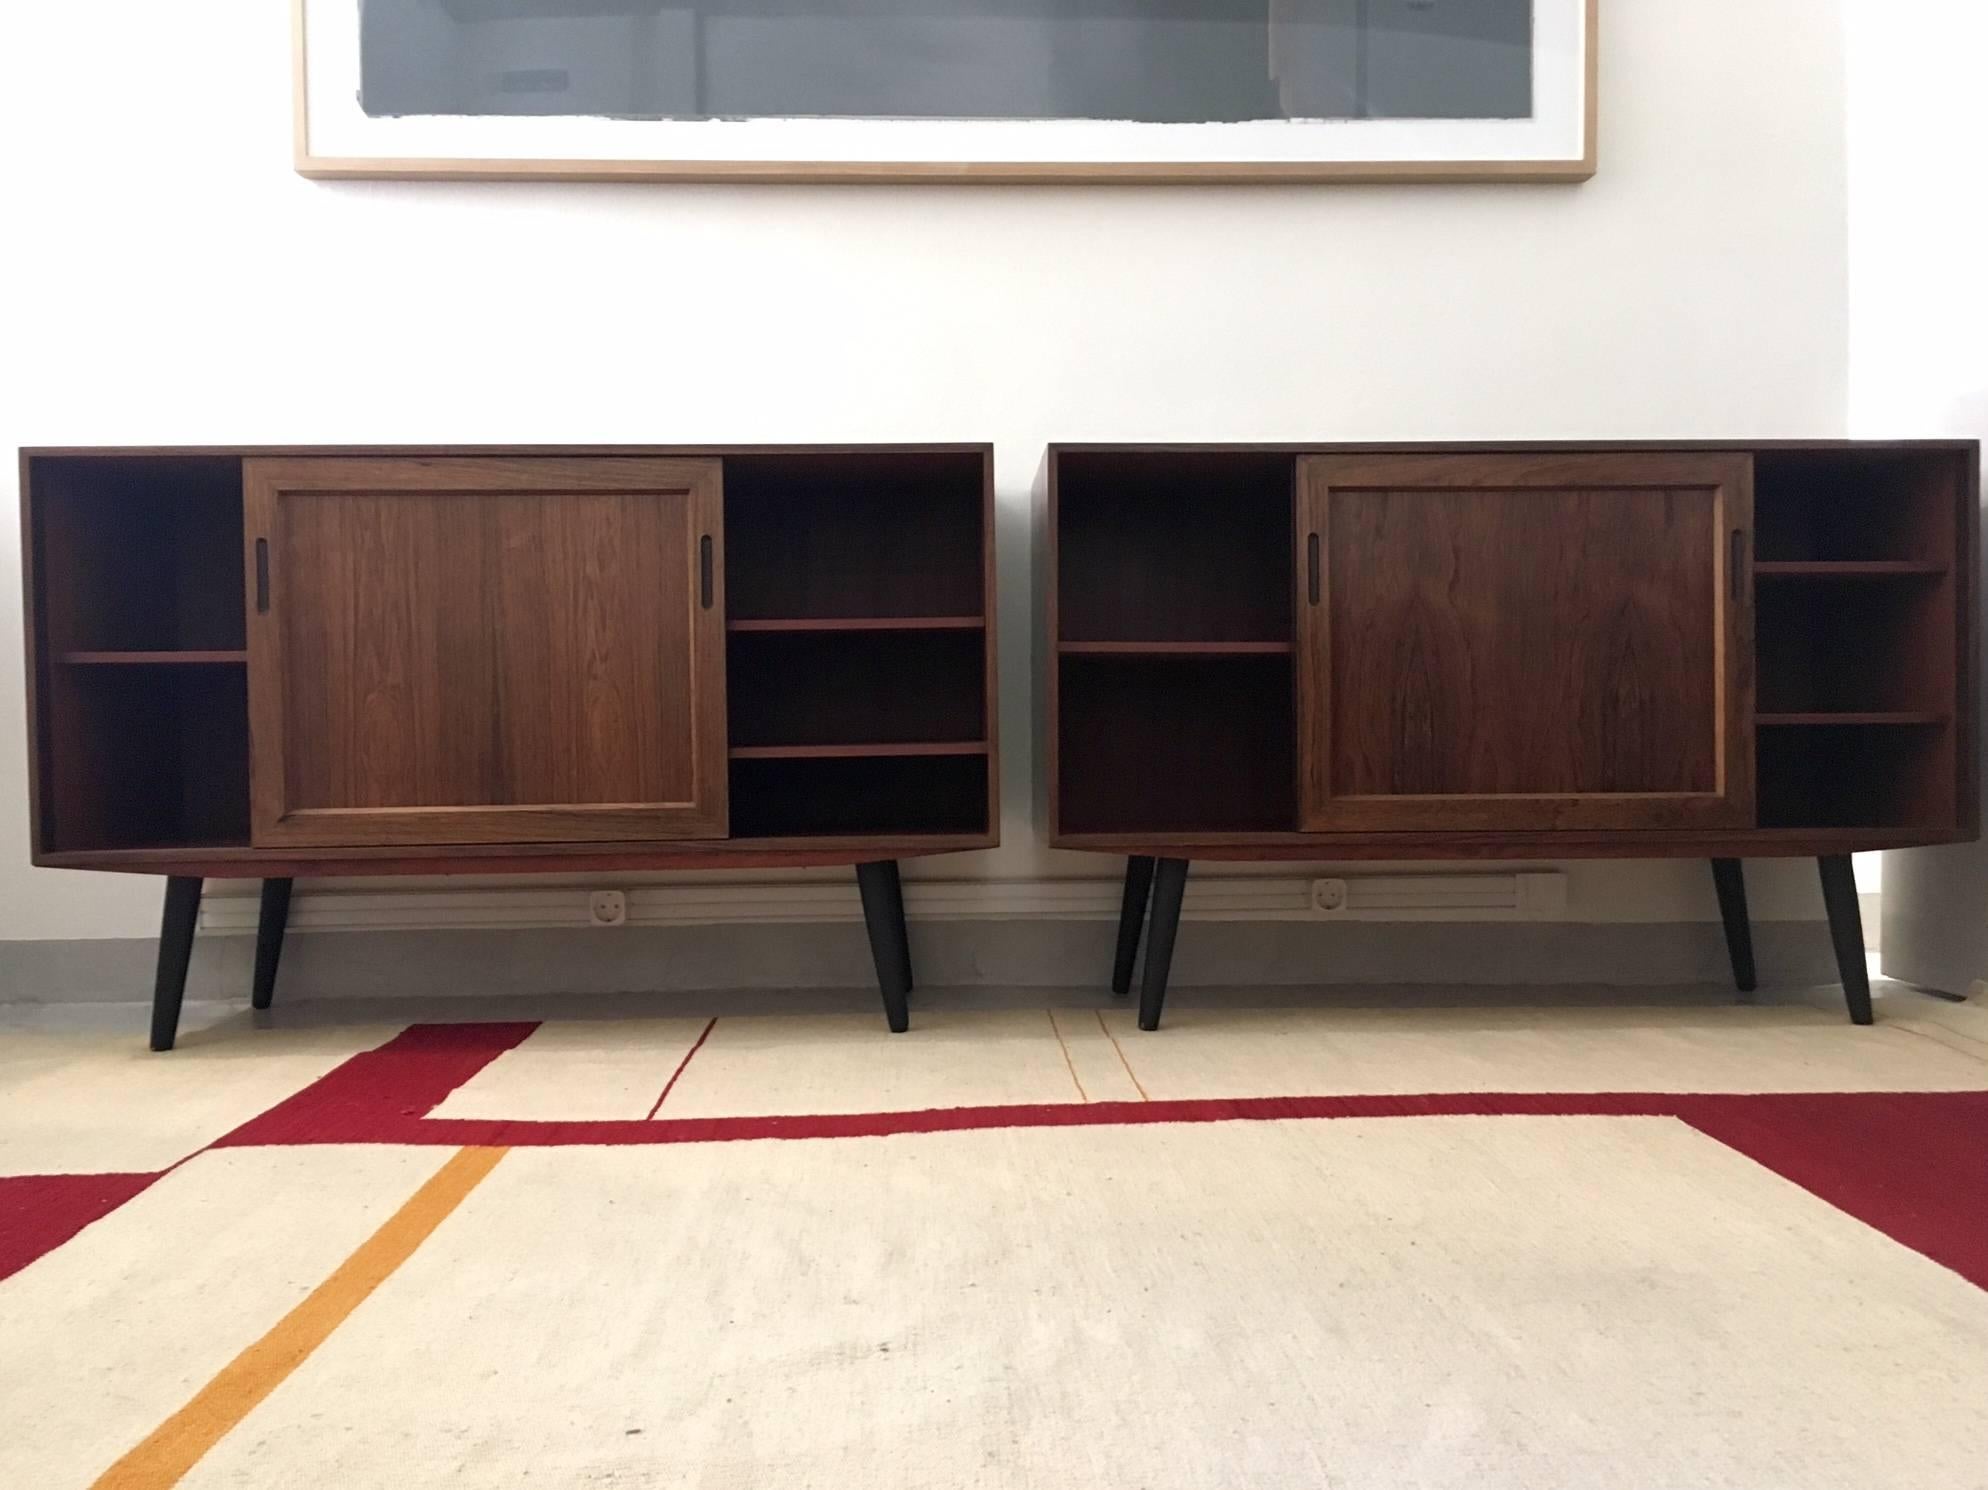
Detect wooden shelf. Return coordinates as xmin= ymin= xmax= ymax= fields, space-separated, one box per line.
xmin=62 ymin=650 xmax=248 ymax=666
xmin=727 ymin=616 xmax=983 ymax=634
xmin=1755 ymin=562 xmax=1946 ymax=578
xmin=1056 ymin=450 xmax=1293 ymax=651
xmin=1757 ymin=712 xmax=1949 ymax=727
xmin=1059 ymin=651 xmax=1294 ymax=834
xmin=1058 ymin=641 xmax=1293 ymax=657
xmin=728 ymin=742 xmax=989 ymax=761
xmin=721 ymin=453 xmax=992 ymax=844
xmin=729 ymin=752 xmax=989 ymax=838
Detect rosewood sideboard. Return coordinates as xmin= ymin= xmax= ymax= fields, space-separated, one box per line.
xmin=21 ymin=446 xmax=998 ymax=1047
xmin=1038 ymin=442 xmax=1981 ymax=1028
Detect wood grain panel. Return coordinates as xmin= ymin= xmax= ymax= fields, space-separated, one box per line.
xmin=1330 ymin=489 xmax=1718 ymax=792
xmin=245 ymin=458 xmax=726 ymax=846
xmin=1297 ymin=453 xmax=1754 ymax=832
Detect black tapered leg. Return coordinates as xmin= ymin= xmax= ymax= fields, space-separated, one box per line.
xmin=1137 ymin=858 xmax=1189 ymax=1032
xmin=1818 ymin=855 xmax=1874 ymax=1026
xmin=857 ymin=860 xmax=911 ymax=1034
xmin=1709 ymin=858 xmax=1757 ymax=998
xmin=251 ymin=878 xmax=294 ymax=1011
xmin=151 ymin=877 xmax=203 ymax=1053
xmin=1112 ymin=856 xmax=1157 ymax=998
xmin=884 ymin=860 xmax=914 ymax=996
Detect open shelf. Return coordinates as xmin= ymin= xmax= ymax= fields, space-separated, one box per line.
xmin=1755 ymin=561 xmax=1947 ymax=579
xmin=730 ymin=742 xmax=987 ymax=761
xmin=1749 ymin=447 xmax=1966 ymax=842
xmin=727 ymin=616 xmax=982 ymax=634
xmin=1756 ymin=569 xmax=1955 ymax=715
xmin=1758 ymin=722 xmax=1954 ymax=831
xmin=39 ymin=664 xmax=250 ymax=854
xmin=730 ymin=754 xmax=988 ymax=838
xmin=727 ymin=629 xmax=985 ymax=750
xmin=1057 ymin=451 xmax=1293 ymax=645
xmin=719 ymin=454 xmax=993 ymax=843
xmin=30 ymin=455 xmax=246 ymax=654
xmin=725 ymin=452 xmax=985 ymax=621
xmin=1759 ymin=712 xmax=1948 ymax=727
xmin=28 ymin=454 xmax=253 ymax=857
xmin=1754 ymin=449 xmax=1965 ymax=563
xmin=1058 ymin=641 xmax=1293 ymax=657
xmin=1059 ymin=654 xmax=1294 ymax=834
xmin=62 ymin=650 xmax=247 ymax=667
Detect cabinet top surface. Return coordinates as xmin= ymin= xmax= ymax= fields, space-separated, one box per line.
xmin=23 ymin=440 xmax=1980 ymax=460
xmin=1049 ymin=439 xmax=1981 ymax=456
xmin=22 ymin=443 xmax=992 ymax=460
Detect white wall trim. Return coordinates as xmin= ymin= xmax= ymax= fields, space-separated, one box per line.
xmin=198 ymin=871 xmax=1572 ymax=935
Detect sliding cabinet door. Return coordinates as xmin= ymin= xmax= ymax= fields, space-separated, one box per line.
xmin=245 ymin=457 xmax=727 ymax=846
xmin=1297 ymin=452 xmax=1753 ymax=832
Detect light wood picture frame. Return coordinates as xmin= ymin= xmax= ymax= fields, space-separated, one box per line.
xmin=295 ymin=0 xmax=1596 ymax=185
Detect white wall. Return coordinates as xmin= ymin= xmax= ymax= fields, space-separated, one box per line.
xmin=1847 ymin=1 xmax=1988 ymax=993
xmin=0 ymin=0 xmax=1849 ymax=943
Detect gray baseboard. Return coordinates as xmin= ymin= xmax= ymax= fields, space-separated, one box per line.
xmin=0 ymin=919 xmax=1843 ymax=1005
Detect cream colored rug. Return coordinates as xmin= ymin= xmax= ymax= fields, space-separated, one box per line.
xmin=4 ymin=998 xmax=1987 ymax=1488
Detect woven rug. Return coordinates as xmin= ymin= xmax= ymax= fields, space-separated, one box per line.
xmin=4 ymin=997 xmax=1987 ymax=1488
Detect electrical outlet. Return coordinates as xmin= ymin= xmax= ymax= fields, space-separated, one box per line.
xmin=588 ymin=889 xmax=628 ymax=927
xmin=1312 ymin=878 xmax=1349 ymax=913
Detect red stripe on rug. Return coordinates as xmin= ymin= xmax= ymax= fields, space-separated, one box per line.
xmin=645 ymin=1017 xmax=718 ymax=1119
xmin=212 ymin=1021 xmax=539 ymax=1148
xmin=235 ymin=1087 xmax=1689 ymax=1148
xmin=0 ymin=1171 xmax=162 ymax=1283
xmin=1679 ymin=1090 xmax=1988 ymax=1293
xmin=191 ymin=1022 xmax=1988 ymax=1293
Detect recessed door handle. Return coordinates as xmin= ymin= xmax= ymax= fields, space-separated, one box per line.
xmin=1730 ymin=529 xmax=1747 ymax=604
xmin=1307 ymin=533 xmax=1321 ymax=606
xmin=255 ymin=539 xmax=270 ymax=614
xmin=699 ymin=535 xmax=714 ymax=609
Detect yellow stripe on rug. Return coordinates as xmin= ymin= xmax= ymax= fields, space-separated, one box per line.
xmin=91 ymin=1145 xmax=508 ymax=1490
xmin=1046 ymin=1009 xmax=1089 ymax=1102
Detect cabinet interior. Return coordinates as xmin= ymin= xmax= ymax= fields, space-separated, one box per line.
xmin=1053 ymin=451 xmax=1296 ymax=836
xmin=725 ymin=452 xmax=985 ymax=621
xmin=1757 ymin=724 xmax=1953 ymax=831
xmin=1056 ymin=451 xmax=1292 ymax=644
xmin=41 ymin=663 xmax=250 ymax=853
xmin=1750 ymin=448 xmax=1969 ymax=831
xmin=1058 ymin=654 xmax=1294 ymax=834
xmin=1754 ymin=451 xmax=1960 ymax=563
xmin=722 ymin=451 xmax=991 ymax=840
xmin=730 ymin=755 xmax=989 ymax=838
xmin=30 ymin=455 xmax=252 ymax=854
xmin=728 ymin=630 xmax=986 ymax=749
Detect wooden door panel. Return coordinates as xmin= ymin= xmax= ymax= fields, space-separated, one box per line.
xmin=245 ymin=457 xmax=726 ymax=846
xmin=1298 ymin=453 xmax=1753 ymax=832
xmin=1329 ymin=487 xmax=1720 ymax=795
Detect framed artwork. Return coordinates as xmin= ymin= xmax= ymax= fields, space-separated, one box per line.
xmin=294 ymin=0 xmax=1596 ymax=184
